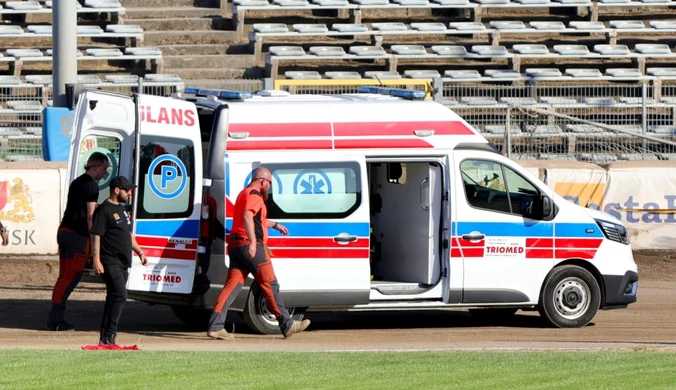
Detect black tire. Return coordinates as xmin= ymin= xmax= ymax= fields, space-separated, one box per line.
xmin=243 ymin=284 xmax=306 ymax=335
xmin=469 ymin=308 xmax=518 ymax=322
xmin=538 ymin=265 xmax=601 ymax=328
xmin=170 ymin=305 xmax=211 ymax=327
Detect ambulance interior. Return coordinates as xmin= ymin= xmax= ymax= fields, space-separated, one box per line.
xmin=367 ymin=162 xmax=444 ymax=298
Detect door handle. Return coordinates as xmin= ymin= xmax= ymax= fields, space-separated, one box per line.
xmin=333 ymin=235 xmax=358 ymax=244
xmin=420 ymin=177 xmax=430 ymax=211
xmin=462 ymin=233 xmax=485 ymax=241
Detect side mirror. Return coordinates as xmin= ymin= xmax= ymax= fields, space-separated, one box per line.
xmin=521 ymin=194 xmax=549 ymax=220
xmin=542 ymin=195 xmax=553 ymax=217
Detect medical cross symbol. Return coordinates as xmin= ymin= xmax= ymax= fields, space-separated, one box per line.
xmin=293 ymin=170 xmax=332 ymax=195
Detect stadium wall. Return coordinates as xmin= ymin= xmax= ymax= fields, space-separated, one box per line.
xmin=0 ymin=161 xmax=674 ymax=257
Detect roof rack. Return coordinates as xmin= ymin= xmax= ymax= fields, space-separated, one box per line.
xmin=182 ymin=87 xmax=253 ymax=100
xmin=356 ymin=86 xmax=426 ymax=100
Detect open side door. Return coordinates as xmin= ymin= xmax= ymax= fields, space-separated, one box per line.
xmin=225 ymin=152 xmax=371 ymax=307
xmin=66 ymin=90 xmax=136 ymax=207
xmin=126 ymin=94 xmax=203 ymax=294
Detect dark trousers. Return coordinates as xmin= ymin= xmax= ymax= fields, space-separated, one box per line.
xmin=208 ymin=243 xmax=293 ymax=334
xmin=100 ymin=262 xmax=129 ymax=342
xmin=48 ymin=227 xmax=90 ymax=324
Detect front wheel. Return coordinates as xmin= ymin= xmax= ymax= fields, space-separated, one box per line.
xmin=538 ymin=265 xmax=601 ymax=328
xmin=243 ymin=284 xmax=306 ymax=334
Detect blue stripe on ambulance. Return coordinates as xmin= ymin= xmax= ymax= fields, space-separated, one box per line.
xmin=137 ymin=220 xmax=200 ymax=237
xmin=453 ymin=222 xmax=603 ymax=238
xmin=225 ymin=220 xmax=370 ymax=237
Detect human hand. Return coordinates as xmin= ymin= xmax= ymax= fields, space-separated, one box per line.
xmin=93 ymin=260 xmax=104 ymax=275
xmin=248 ymin=243 xmax=257 ymax=259
xmin=275 ymin=223 xmax=289 ymax=236
xmin=139 ymin=252 xmax=148 ymax=266
xmin=1 ymin=231 xmax=8 ymax=246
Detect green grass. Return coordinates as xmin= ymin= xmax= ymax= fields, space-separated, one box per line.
xmin=1 ymin=350 xmax=675 ymax=390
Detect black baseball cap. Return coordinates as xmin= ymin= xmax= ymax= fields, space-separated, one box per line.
xmin=110 ymin=176 xmax=137 ymax=191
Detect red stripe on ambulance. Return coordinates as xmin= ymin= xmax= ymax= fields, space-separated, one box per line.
xmin=269 ymin=248 xmax=371 ymax=258
xmin=136 ymin=236 xmax=198 ymax=250
xmin=140 ymin=247 xmax=196 ymax=261
xmin=333 ymin=121 xmax=475 ymax=136
xmin=227 ymin=139 xmax=333 ymax=150
xmin=229 ymin=123 xmax=332 ymax=137
xmin=555 ymin=238 xmax=603 ymax=249
xmin=268 ymin=237 xmax=369 ymax=248
xmin=526 ymin=238 xmax=553 ymax=248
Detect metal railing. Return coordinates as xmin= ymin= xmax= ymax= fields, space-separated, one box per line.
xmin=4 ymin=76 xmax=676 ymax=164
xmin=0 ymin=79 xmax=185 ymax=162
xmin=273 ymin=79 xmax=433 ymax=98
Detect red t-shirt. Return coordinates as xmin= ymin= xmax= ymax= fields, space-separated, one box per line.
xmin=228 ymin=187 xmax=267 ymax=247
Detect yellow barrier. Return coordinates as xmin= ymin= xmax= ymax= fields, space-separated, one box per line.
xmin=273 ymin=79 xmax=433 ymax=99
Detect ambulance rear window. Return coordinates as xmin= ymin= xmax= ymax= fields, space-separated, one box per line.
xmin=264 ymin=161 xmax=362 ymax=219
xmin=136 ymin=136 xmax=195 ymax=219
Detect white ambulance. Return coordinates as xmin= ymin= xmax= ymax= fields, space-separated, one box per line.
xmin=69 ymin=87 xmax=638 ymax=334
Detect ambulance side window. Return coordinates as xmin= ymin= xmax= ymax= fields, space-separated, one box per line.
xmin=264 ymin=162 xmax=361 ymax=219
xmin=76 ymin=135 xmax=121 ymax=203
xmin=136 ymin=136 xmax=195 ymax=219
xmin=460 ymin=159 xmax=538 ymax=216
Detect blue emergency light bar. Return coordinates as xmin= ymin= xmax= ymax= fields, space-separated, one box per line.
xmin=357 ymin=86 xmax=426 ymax=100
xmin=184 ymin=87 xmax=253 ymax=100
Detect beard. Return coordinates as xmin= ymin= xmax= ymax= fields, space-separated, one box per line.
xmin=117 ymin=192 xmax=128 ymax=203
xmin=262 ymin=188 xmax=269 ymax=201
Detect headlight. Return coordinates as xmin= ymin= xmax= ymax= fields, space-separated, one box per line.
xmin=595 ymin=219 xmax=629 ymax=245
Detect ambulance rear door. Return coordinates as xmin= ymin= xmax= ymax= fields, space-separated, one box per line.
xmin=67 ymin=90 xmax=136 ymax=205
xmin=126 ymin=94 xmax=203 ymax=294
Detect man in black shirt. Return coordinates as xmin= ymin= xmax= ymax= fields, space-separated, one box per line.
xmin=91 ymin=176 xmax=147 ymax=345
xmin=47 ymin=152 xmax=109 ymax=331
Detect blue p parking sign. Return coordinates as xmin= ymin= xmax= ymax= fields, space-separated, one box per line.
xmin=148 ymin=155 xmax=187 ymax=199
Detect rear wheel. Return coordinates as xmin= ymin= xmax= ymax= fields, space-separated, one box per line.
xmin=243 ymin=284 xmax=306 ymax=334
xmin=538 ymin=265 xmax=600 ymax=328
xmin=170 ymin=305 xmax=211 ymax=328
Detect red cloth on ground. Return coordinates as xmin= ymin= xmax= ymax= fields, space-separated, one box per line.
xmin=81 ymin=344 xmax=140 ymax=351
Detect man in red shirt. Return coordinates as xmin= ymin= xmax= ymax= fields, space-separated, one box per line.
xmin=207 ymin=167 xmax=310 ymax=340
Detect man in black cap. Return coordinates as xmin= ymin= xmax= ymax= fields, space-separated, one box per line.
xmin=48 ymin=151 xmax=109 ymax=331
xmin=90 ymin=176 xmax=147 ymax=345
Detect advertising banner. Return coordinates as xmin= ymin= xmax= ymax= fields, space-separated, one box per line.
xmin=0 ymin=166 xmax=62 ymax=255
xmin=603 ymin=162 xmax=676 ymax=250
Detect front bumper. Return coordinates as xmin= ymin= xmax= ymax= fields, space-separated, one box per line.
xmin=601 ymin=270 xmax=638 ymax=309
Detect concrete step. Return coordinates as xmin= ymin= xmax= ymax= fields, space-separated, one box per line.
xmin=123 ymin=0 xmax=221 ymax=8
xmin=124 ymin=17 xmax=230 ymax=31
xmin=157 ymin=44 xmax=249 ymax=56
xmin=168 ymin=68 xmax=264 ymax=80
xmin=157 ymin=44 xmax=226 ymax=56
xmin=164 ymin=54 xmax=255 ymax=69
xmin=144 ymin=30 xmax=240 ymax=45
xmin=125 ymin=6 xmax=222 ymax=19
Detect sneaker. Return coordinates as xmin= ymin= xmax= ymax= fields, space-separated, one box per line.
xmin=283 ymin=319 xmax=311 ymax=338
xmin=207 ymin=329 xmax=234 ymax=340
xmin=46 ymin=320 xmax=75 ymax=331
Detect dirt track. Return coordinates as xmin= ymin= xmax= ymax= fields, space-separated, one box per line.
xmin=1 ymin=252 xmax=675 ymax=351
